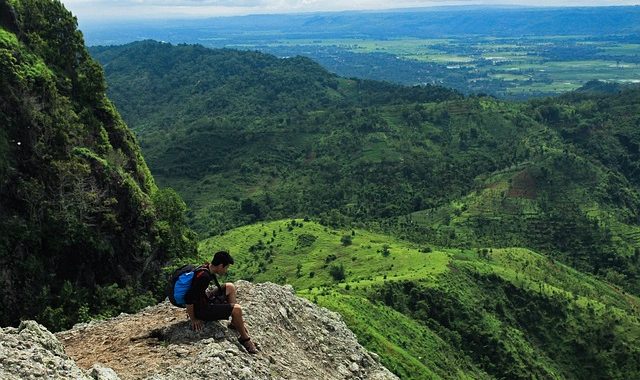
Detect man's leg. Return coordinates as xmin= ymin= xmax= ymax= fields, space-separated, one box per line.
xmin=225 ymin=282 xmax=237 ymax=304
xmin=231 ymin=304 xmax=249 ymax=339
xmin=231 ymin=304 xmax=258 ymax=354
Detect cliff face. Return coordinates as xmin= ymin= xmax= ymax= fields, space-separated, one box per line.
xmin=0 ymin=282 xmax=397 ymax=380
xmin=0 ymin=0 xmax=196 ymax=329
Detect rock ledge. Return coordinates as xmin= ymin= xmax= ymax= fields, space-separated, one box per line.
xmin=1 ymin=281 xmax=398 ymax=380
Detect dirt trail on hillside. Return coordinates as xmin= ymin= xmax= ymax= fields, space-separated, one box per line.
xmin=56 ymin=303 xmax=200 ymax=380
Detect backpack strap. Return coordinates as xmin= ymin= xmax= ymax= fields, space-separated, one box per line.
xmin=194 ymin=266 xmax=223 ymax=294
xmin=211 ymin=272 xmax=224 ymax=294
xmin=194 ymin=264 xmax=224 ymax=295
xmin=193 ymin=266 xmax=209 ymax=279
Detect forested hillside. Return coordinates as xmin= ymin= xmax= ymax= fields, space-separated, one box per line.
xmin=0 ymin=0 xmax=196 ymax=330
xmin=92 ymin=42 xmax=640 ymax=296
xmin=402 ymin=87 xmax=640 ymax=291
xmin=90 ymin=41 xmax=461 ymax=231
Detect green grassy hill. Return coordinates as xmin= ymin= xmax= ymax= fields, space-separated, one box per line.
xmin=200 ymin=219 xmax=640 ymax=379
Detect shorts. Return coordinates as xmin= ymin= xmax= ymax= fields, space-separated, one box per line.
xmin=194 ymin=301 xmax=233 ymax=321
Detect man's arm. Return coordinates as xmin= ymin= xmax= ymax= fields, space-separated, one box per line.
xmin=186 ymin=304 xmax=204 ymax=331
xmin=185 ymin=269 xmax=210 ymax=332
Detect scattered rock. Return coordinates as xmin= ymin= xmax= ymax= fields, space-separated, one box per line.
xmin=88 ymin=364 xmax=121 ymax=380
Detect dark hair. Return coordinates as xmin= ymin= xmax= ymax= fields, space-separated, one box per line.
xmin=212 ymin=250 xmax=234 ymax=266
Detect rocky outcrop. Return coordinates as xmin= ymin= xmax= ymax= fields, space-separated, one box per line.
xmin=1 ymin=281 xmax=397 ymax=380
xmin=0 ymin=320 xmax=110 ymax=380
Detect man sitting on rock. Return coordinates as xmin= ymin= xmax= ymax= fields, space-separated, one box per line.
xmin=184 ymin=250 xmax=258 ymax=354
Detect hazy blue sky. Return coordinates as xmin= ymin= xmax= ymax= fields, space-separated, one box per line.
xmin=61 ymin=0 xmax=640 ymax=22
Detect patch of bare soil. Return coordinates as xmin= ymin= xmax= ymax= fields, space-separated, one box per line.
xmin=55 ymin=303 xmax=204 ymax=380
xmin=506 ymin=169 xmax=537 ymax=199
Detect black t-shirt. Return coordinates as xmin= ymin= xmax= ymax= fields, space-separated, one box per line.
xmin=184 ymin=265 xmax=211 ymax=308
xmin=184 ymin=264 xmax=223 ymax=309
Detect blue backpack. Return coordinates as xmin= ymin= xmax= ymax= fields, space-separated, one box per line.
xmin=166 ymin=265 xmax=208 ymax=307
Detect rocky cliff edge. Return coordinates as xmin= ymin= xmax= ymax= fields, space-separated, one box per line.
xmin=0 ymin=281 xmax=398 ymax=380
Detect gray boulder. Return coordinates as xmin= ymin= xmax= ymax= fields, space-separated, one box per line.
xmin=0 ymin=320 xmax=95 ymax=379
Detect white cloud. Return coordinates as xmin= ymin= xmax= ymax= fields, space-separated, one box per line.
xmin=60 ymin=0 xmax=640 ymax=23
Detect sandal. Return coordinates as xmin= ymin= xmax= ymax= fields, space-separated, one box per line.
xmin=238 ymin=336 xmax=259 ymax=354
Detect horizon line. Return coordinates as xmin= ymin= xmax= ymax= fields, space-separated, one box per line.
xmin=75 ymin=3 xmax=640 ymax=27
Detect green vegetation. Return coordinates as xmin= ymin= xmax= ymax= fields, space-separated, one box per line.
xmin=0 ymin=0 xmax=196 ymax=330
xmin=89 ymin=41 xmax=640 ymax=378
xmin=200 ymin=220 xmax=640 ymax=379
xmin=90 ymin=41 xmax=463 ymax=232
xmin=92 ymin=40 xmax=640 ymax=296
xmin=4 ymin=2 xmax=640 ymax=379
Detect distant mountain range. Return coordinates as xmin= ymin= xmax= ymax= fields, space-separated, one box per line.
xmin=82 ymin=6 xmax=640 ymax=46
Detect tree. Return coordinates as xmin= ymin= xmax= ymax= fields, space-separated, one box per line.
xmin=296 ymin=263 xmax=303 ymax=277
xmin=240 ymin=198 xmax=262 ymax=219
xmin=152 ymin=188 xmax=187 ymax=226
xmin=329 ymin=263 xmax=345 ymax=281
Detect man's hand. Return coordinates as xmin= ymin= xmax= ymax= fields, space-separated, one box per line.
xmin=186 ymin=304 xmax=203 ymax=331
xmin=191 ymin=318 xmax=204 ymax=332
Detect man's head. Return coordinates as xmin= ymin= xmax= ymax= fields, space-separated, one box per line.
xmin=209 ymin=250 xmax=234 ymax=274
